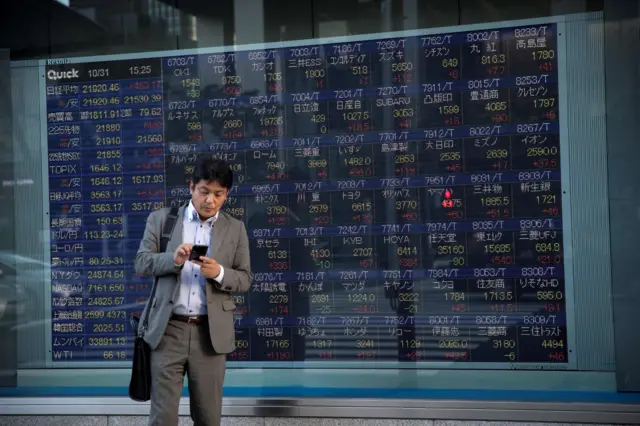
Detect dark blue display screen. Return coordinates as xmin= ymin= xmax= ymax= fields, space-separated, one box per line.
xmin=45 ymin=23 xmax=568 ymax=366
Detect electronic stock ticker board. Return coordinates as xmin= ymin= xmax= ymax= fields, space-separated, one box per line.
xmin=45 ymin=21 xmax=570 ymax=368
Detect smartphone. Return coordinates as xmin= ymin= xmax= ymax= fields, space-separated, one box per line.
xmin=188 ymin=244 xmax=209 ymax=261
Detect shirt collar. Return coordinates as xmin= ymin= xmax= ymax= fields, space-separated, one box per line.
xmin=186 ymin=201 xmax=219 ymax=224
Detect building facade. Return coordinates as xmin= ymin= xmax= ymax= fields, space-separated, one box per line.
xmin=1 ymin=0 xmax=639 ymax=424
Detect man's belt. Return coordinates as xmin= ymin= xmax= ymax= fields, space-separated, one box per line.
xmin=171 ymin=314 xmax=208 ymax=325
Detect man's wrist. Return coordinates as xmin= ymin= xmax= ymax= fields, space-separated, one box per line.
xmin=213 ymin=265 xmax=225 ymax=284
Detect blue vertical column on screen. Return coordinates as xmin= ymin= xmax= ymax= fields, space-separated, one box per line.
xmin=76 ymin=59 xmax=165 ymax=364
xmin=46 ymin=59 xmax=167 ymax=364
xmin=120 ymin=58 xmax=165 ymax=357
xmin=46 ymin=71 xmax=84 ymax=362
xmin=368 ymin=35 xmax=422 ymax=363
xmin=330 ymin=38 xmax=382 ymax=363
xmin=246 ymin=43 xmax=335 ymax=364
xmin=239 ymin=46 xmax=292 ymax=364
xmin=458 ymin=28 xmax=516 ymax=362
xmin=416 ymin=31 xmax=465 ymax=363
xmin=212 ymin=48 xmax=259 ymax=363
xmin=199 ymin=48 xmax=248 ymax=201
xmin=211 ymin=48 xmax=283 ymax=362
xmin=503 ymin=26 xmax=564 ymax=363
xmin=78 ymin=63 xmax=126 ymax=362
xmin=163 ymin=54 xmax=202 ymax=207
xmin=297 ymin=40 xmax=377 ymax=362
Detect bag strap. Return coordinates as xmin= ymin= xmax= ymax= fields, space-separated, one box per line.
xmin=140 ymin=206 xmax=180 ymax=336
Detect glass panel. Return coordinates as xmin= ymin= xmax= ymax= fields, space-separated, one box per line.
xmin=0 ymin=48 xmax=17 ymax=388
xmin=2 ymin=0 xmax=639 ymax=406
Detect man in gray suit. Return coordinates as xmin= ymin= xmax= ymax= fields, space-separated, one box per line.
xmin=135 ymin=155 xmax=252 ymax=426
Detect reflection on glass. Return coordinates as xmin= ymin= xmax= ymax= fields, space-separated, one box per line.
xmin=42 ymin=21 xmax=567 ymax=366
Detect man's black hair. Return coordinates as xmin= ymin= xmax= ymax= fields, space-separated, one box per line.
xmin=191 ymin=154 xmax=233 ymax=189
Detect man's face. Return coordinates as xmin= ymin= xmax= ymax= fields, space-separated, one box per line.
xmin=190 ymin=180 xmax=228 ymax=219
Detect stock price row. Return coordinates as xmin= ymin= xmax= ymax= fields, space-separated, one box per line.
xmin=50 ymin=227 xmax=563 ymax=275
xmin=162 ymin=83 xmax=558 ymax=140
xmin=53 ymin=325 xmax=567 ymax=364
xmin=46 ymin=133 xmax=560 ymax=195
xmin=49 ymin=181 xmax=562 ymax=235
xmin=48 ymin=82 xmax=558 ymax=137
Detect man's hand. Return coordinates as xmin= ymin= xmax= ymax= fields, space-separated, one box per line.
xmin=173 ymin=243 xmax=193 ymax=265
xmin=193 ymin=256 xmax=221 ymax=279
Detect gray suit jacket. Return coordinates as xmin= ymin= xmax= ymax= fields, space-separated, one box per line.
xmin=134 ymin=205 xmax=252 ymax=353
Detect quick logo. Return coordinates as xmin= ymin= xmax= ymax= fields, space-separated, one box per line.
xmin=46 ymin=69 xmax=79 ymax=81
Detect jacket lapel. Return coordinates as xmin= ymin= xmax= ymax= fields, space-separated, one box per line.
xmin=209 ymin=212 xmax=229 ymax=259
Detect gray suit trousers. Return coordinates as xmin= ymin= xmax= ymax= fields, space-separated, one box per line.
xmin=149 ymin=319 xmax=226 ymax=426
